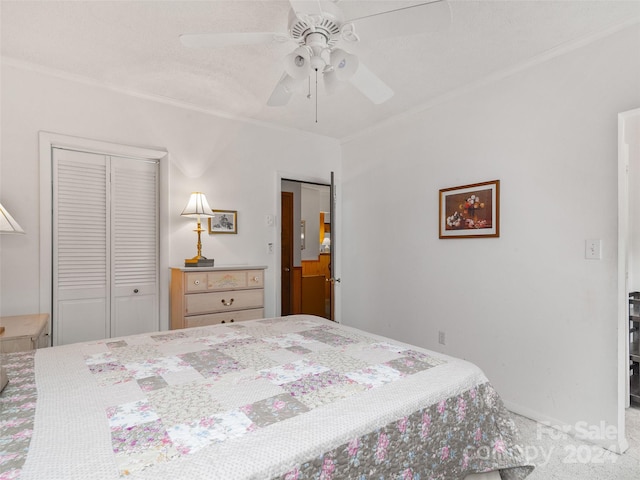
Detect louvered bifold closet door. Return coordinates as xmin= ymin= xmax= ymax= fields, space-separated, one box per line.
xmin=111 ymin=156 xmax=159 ymax=337
xmin=53 ymin=149 xmax=109 ymax=345
xmin=53 ymin=149 xmax=160 ymax=346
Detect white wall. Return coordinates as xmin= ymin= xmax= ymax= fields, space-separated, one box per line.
xmin=340 ymin=25 xmax=640 ymax=450
xmin=0 ymin=62 xmax=341 ymax=327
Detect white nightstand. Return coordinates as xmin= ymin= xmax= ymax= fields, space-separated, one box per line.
xmin=0 ymin=313 xmax=50 ymax=353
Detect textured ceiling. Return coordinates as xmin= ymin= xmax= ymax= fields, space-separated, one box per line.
xmin=2 ymin=0 xmax=639 ymax=140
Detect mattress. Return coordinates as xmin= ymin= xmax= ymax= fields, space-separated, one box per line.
xmin=0 ymin=315 xmax=533 ymax=479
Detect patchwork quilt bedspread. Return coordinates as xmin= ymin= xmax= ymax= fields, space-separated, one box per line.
xmin=1 ymin=315 xmax=533 ymax=480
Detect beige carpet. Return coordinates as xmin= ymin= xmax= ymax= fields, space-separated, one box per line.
xmin=511 ymin=406 xmax=640 ymax=479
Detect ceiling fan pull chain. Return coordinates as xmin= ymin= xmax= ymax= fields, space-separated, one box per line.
xmin=315 ymin=69 xmax=318 ymax=123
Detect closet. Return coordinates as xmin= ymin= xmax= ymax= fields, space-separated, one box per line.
xmin=52 ymin=148 xmax=159 ymax=345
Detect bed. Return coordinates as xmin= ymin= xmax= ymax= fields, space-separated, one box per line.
xmin=1 ymin=314 xmax=533 ymax=479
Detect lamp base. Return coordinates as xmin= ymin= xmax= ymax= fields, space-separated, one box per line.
xmin=184 ymin=256 xmax=214 ymax=268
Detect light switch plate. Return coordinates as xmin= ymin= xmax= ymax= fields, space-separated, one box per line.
xmin=585 ymin=239 xmax=601 ymax=260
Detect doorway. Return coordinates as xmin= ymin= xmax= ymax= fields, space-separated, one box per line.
xmin=281 ymin=179 xmax=334 ymax=320
xmin=39 ymin=132 xmax=170 ymax=342
xmin=618 ymin=108 xmax=640 ymax=453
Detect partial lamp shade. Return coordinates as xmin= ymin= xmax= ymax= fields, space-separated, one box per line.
xmin=0 ymin=202 xmax=25 ymax=234
xmin=181 ymin=192 xmax=214 ymax=219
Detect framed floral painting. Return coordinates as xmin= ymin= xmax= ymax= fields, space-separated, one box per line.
xmin=439 ymin=180 xmax=500 ymax=238
xmin=208 ymin=209 xmax=237 ymax=234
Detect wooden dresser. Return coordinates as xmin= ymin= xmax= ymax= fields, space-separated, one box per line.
xmin=170 ymin=266 xmax=267 ymax=329
xmin=0 ymin=313 xmax=50 ymax=353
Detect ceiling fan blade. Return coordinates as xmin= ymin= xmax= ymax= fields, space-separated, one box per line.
xmin=346 ymin=1 xmax=451 ymax=40
xmin=180 ymin=32 xmax=289 ymax=48
xmin=289 ymin=0 xmax=324 ymax=16
xmin=349 ymin=63 xmax=394 ymax=105
xmin=267 ymin=73 xmax=302 ymax=107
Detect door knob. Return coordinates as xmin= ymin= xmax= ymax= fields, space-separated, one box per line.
xmin=133 ymin=288 xmax=139 ymax=293
xmin=284 ymin=267 xmax=290 ymax=272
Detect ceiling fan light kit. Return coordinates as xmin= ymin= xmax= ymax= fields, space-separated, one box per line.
xmin=181 ymin=1 xmax=452 ymax=111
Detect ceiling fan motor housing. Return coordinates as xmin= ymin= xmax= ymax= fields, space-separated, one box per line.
xmin=288 ymin=7 xmax=341 ymax=49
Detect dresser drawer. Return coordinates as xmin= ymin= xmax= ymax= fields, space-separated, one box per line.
xmin=184 ymin=308 xmax=264 ymax=328
xmin=185 ymin=270 xmax=264 ymax=292
xmin=185 ymin=289 xmax=264 ymax=315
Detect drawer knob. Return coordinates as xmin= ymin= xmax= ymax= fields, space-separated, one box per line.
xmin=194 ymin=280 xmax=200 ymax=285
xmin=253 ymin=276 xmax=259 ymax=282
xmin=221 ymin=298 xmax=234 ymax=306
xmin=133 ymin=288 xmax=139 ymax=293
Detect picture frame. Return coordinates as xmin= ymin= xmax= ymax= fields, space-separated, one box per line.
xmin=439 ymin=180 xmax=500 ymax=239
xmin=208 ymin=209 xmax=237 ymax=234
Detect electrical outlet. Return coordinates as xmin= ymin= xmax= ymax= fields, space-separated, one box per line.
xmin=438 ymin=331 xmax=446 ymax=345
xmin=266 ymin=215 xmax=275 ymax=227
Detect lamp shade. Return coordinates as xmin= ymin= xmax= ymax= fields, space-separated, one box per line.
xmin=0 ymin=202 xmax=24 ymax=234
xmin=284 ymin=46 xmax=312 ymax=80
xmin=181 ymin=192 xmax=214 ymax=218
xmin=330 ymin=48 xmax=359 ymax=81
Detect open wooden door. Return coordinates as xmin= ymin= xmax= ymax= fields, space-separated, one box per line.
xmin=281 ymin=191 xmax=294 ymax=316
xmin=329 ymin=171 xmax=339 ymax=320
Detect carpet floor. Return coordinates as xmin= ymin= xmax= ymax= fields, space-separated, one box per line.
xmin=511 ymin=405 xmax=640 ymax=479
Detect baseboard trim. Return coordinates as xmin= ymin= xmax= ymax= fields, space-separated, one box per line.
xmin=503 ymin=400 xmax=630 ymax=455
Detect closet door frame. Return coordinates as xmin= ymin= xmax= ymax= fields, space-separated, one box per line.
xmin=39 ymin=132 xmax=169 ymax=343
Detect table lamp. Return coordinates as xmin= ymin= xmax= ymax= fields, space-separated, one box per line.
xmin=0 ymin=202 xmax=25 ymax=391
xmin=181 ymin=192 xmax=215 ymax=267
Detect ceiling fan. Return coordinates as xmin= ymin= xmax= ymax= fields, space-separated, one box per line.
xmin=180 ymin=0 xmax=451 ymax=107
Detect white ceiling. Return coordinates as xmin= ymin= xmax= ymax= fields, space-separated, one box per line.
xmin=2 ymin=0 xmax=639 ymax=140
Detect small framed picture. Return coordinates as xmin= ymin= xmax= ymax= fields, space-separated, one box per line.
xmin=439 ymin=180 xmax=500 ymax=238
xmin=208 ymin=210 xmax=237 ymax=234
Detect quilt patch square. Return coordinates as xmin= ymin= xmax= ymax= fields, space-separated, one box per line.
xmin=281 ymin=370 xmax=355 ymax=398
xmin=404 ymin=349 xmax=446 ymax=367
xmin=179 ymin=349 xmax=243 ymax=378
xmin=285 ymin=345 xmax=313 ymax=355
xmin=241 ymin=393 xmax=309 ymax=428
xmin=167 ymin=410 xmax=254 ymax=455
xmin=305 ymin=350 xmax=370 ymax=374
xmin=260 ymin=359 xmax=330 ymax=385
xmin=150 ymin=331 xmax=188 ymax=343
xmin=147 ymin=382 xmax=224 ymax=428
xmin=137 ymin=375 xmax=169 ymax=392
xmin=345 ymin=364 xmax=404 ymax=389
xmin=297 ymin=328 xmax=358 ymax=347
xmin=385 ymin=356 xmax=436 ymax=375
xmin=111 ymin=345 xmax=162 ymax=364
xmin=110 ymin=418 xmax=172 ymax=456
xmin=107 ymin=400 xmax=160 ymax=429
xmin=93 ymin=369 xmax=134 ymax=387
xmin=125 ymin=356 xmax=191 ymax=380
xmin=261 ymin=333 xmax=317 ymax=348
xmin=222 ymin=344 xmax=279 ymax=371
xmin=295 ymin=382 xmax=368 ymax=409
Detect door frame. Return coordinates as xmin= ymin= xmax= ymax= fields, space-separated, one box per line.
xmin=39 ymin=132 xmax=170 ymax=338
xmin=617 ymin=108 xmax=639 ymax=453
xmin=275 ymin=171 xmax=339 ymax=322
